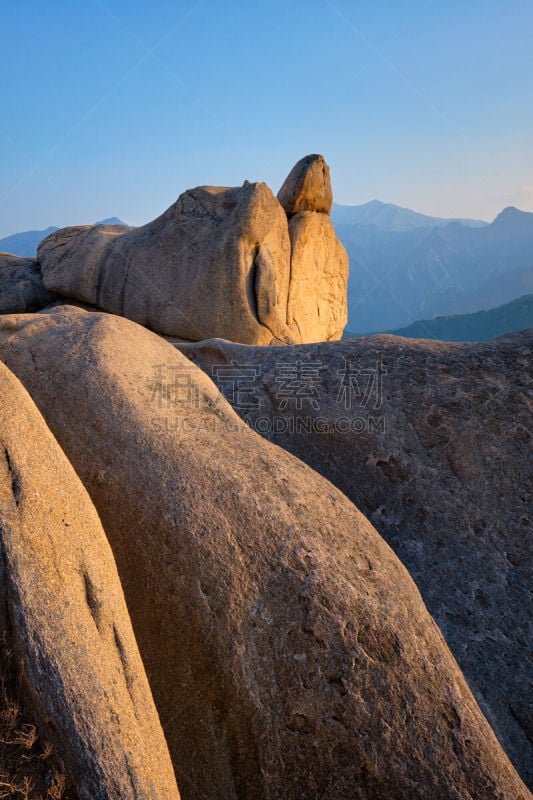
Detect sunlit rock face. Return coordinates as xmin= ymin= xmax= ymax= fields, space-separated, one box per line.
xmin=277 ymin=153 xmax=333 ymax=216
xmin=286 ymin=210 xmax=348 ymax=342
xmin=277 ymin=154 xmax=348 ymax=341
xmin=36 ymin=155 xmax=348 ymax=344
xmin=0 ymin=359 xmax=180 ymax=800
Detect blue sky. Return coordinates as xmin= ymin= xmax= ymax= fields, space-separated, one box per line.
xmin=1 ymin=0 xmax=532 ymax=236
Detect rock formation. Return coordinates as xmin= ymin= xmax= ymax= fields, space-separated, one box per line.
xmin=0 ymin=253 xmax=58 ymax=313
xmin=279 ymin=154 xmax=348 ymax=342
xmin=0 ymin=360 xmax=180 ymax=800
xmin=277 ymin=154 xmax=333 ymax=215
xmin=36 ymin=155 xmax=348 ymax=344
xmin=177 ymin=331 xmax=533 ymax=789
xmin=286 ymin=212 xmax=348 ymax=342
xmin=0 ymin=305 xmax=528 ymax=800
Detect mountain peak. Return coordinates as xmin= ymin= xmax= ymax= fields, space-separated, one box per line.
xmin=496 ymin=205 xmax=521 ymax=218
xmin=95 ymin=217 xmax=128 ymax=226
xmin=491 ymin=206 xmax=533 ymax=228
xmin=332 ymin=201 xmax=487 ymax=232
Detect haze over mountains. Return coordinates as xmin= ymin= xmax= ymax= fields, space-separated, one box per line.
xmin=2 ymin=203 xmax=533 ymax=337
xmin=331 ymin=203 xmax=533 ymax=332
xmin=331 ymin=199 xmax=487 ymax=231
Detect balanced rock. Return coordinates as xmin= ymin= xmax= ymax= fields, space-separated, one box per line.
xmin=38 ymin=184 xmax=295 ymax=345
xmin=0 ymin=360 xmax=180 ymax=800
xmin=0 ymin=252 xmax=58 ymax=313
xmin=277 ymin=154 xmax=333 ymax=215
xmin=177 ymin=331 xmax=533 ymax=789
xmin=0 ymin=305 xmax=528 ymax=800
xmin=287 ymin=211 xmax=348 ymax=341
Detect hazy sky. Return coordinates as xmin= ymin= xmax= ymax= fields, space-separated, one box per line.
xmin=1 ymin=0 xmax=532 ymax=237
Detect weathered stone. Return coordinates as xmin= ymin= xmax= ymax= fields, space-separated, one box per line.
xmin=277 ymin=154 xmax=333 ymax=216
xmin=177 ymin=331 xmax=533 ymax=790
xmin=287 ymin=211 xmax=348 ymax=341
xmin=0 ymin=305 xmax=528 ymax=800
xmin=0 ymin=252 xmax=58 ymax=313
xmin=38 ymin=184 xmax=295 ymax=345
xmin=0 ymin=360 xmax=180 ymax=800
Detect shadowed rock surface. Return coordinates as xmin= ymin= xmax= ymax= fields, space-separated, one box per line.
xmin=0 ymin=253 xmax=59 ymax=313
xmin=0 ymin=305 xmax=528 ymax=800
xmin=177 ymin=330 xmax=533 ymax=789
xmin=0 ymin=361 xmax=180 ymax=800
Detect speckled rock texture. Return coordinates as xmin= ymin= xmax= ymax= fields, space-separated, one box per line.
xmin=0 ymin=306 xmax=528 ymax=800
xmin=177 ymin=330 xmax=533 ymax=789
xmin=0 ymin=360 xmax=180 ymax=800
xmin=0 ymin=253 xmax=58 ymax=313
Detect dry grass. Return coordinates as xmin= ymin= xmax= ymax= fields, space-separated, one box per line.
xmin=0 ymin=635 xmax=74 ymax=800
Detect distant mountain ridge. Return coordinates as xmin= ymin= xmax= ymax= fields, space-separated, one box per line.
xmin=337 ymin=205 xmax=533 ymax=332
xmin=332 ymin=199 xmax=487 ymax=232
xmin=343 ymin=293 xmax=533 ymax=342
xmin=94 ymin=217 xmax=129 ymax=227
xmin=0 ymin=226 xmax=60 ymax=258
xmin=0 ymin=218 xmax=128 ymax=258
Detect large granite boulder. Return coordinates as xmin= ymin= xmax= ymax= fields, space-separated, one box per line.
xmin=0 ymin=252 xmax=58 ymax=313
xmin=38 ymin=184 xmax=295 ymax=345
xmin=177 ymin=331 xmax=533 ymax=789
xmin=0 ymin=360 xmax=180 ymax=800
xmin=0 ymin=305 xmax=528 ymax=800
